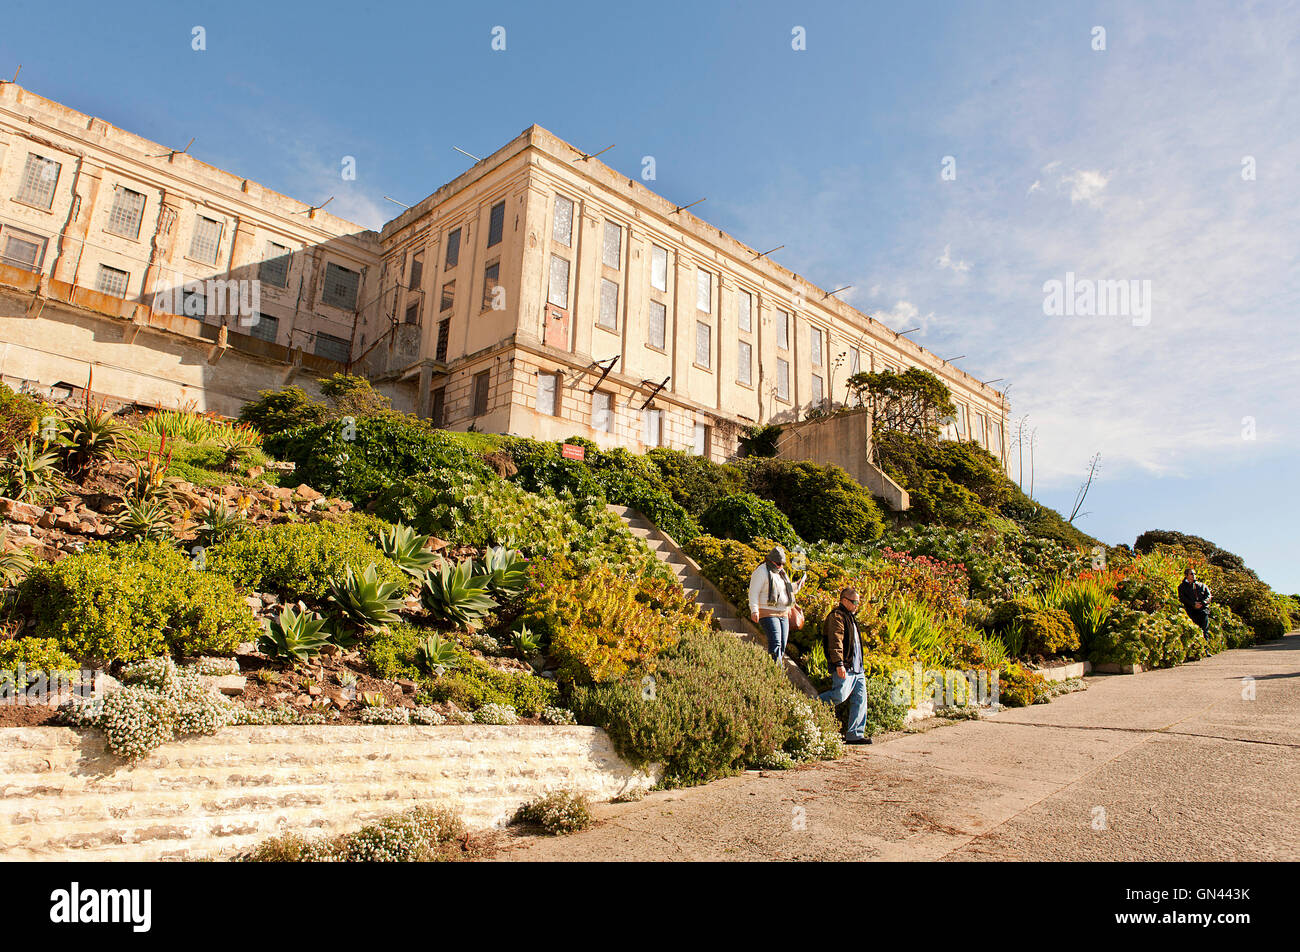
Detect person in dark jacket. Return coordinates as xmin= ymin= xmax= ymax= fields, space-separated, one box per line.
xmin=818 ymin=587 xmax=870 ymax=745
xmin=1178 ymin=568 xmax=1212 ymax=633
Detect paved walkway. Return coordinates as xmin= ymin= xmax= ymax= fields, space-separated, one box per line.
xmin=493 ymin=634 xmax=1300 ymax=861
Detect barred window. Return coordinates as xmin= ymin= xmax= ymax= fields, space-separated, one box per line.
xmin=776 ymin=358 xmax=790 ymax=401
xmin=598 ymin=278 xmax=619 ymax=330
xmin=810 ymin=326 xmax=823 ymax=366
xmin=0 ymin=229 xmax=45 ymax=271
xmin=482 ymin=261 xmax=500 ymax=311
xmin=189 ymin=216 xmax=224 ymax=264
xmin=248 ymin=312 xmax=279 ymax=343
xmin=96 ymin=265 xmax=129 ymax=298
xmin=473 ymin=371 xmax=490 ymax=416
xmin=488 ymin=201 xmax=506 ymax=247
xmin=602 ymin=221 xmax=622 ymax=269
xmin=776 ymin=309 xmax=790 ymax=349
xmin=695 ymin=321 xmax=711 ymax=369
xmin=260 ymin=242 xmax=291 ymax=288
xmin=738 ymin=290 xmax=752 ymax=332
xmin=321 ymin=262 xmax=360 ymax=310
xmin=548 ymin=256 xmax=569 ymax=309
xmin=552 ymin=195 xmax=574 ymax=247
xmin=696 ymin=269 xmax=712 ymax=313
xmin=105 ymin=187 xmax=146 ymax=239
xmin=313 ymin=331 xmax=350 ymax=363
xmin=435 ymin=320 xmax=450 ymax=362
xmin=737 ymin=340 xmax=752 ymax=386
xmin=445 ymin=228 xmax=461 ymax=268
xmin=405 ymin=301 xmax=421 ymax=325
xmin=16 ymin=154 xmax=60 ymax=208
xmin=650 ymin=245 xmax=668 ymax=291
xmin=648 ymin=301 xmax=666 ymax=350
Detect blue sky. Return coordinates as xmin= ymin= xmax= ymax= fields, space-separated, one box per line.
xmin=3 ymin=0 xmax=1297 ymax=591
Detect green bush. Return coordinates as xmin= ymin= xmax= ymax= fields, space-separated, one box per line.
xmin=511 ymin=790 xmax=593 ymax=835
xmin=743 ymin=458 xmax=883 ymax=544
xmin=237 ymin=385 xmax=330 ymax=435
xmin=698 ymin=492 xmax=800 ymax=548
xmin=19 ymin=541 xmax=257 ymax=664
xmin=569 ymin=628 xmax=841 ymax=786
xmin=682 ymin=535 xmax=767 ymax=612
xmin=988 ymin=599 xmax=1080 ymax=657
xmin=1134 ymin=530 xmax=1250 ymax=574
xmin=1201 ymin=566 xmax=1290 ymax=641
xmin=206 ymin=518 xmax=406 ymax=602
xmin=1090 ymin=607 xmax=1210 ymax=669
xmin=645 ymin=448 xmax=746 ymax=517
xmin=237 ymin=806 xmax=465 ymax=862
xmin=0 ymin=384 xmax=44 ymax=454
xmin=0 ymin=637 xmax=79 ymax=676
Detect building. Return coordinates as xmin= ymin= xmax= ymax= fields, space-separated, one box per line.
xmin=0 ymin=81 xmax=1008 ymax=466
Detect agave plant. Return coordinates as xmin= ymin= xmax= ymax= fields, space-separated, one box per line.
xmin=112 ymin=496 xmax=174 ymax=541
xmin=57 ymin=401 xmax=129 ymax=479
xmin=475 ymin=545 xmax=529 ymax=598
xmin=510 ymin=622 xmax=541 ymax=661
xmin=217 ymin=436 xmax=257 ymax=473
xmin=0 ymin=439 xmax=61 ymax=503
xmin=419 ymin=559 xmax=499 ymax=629
xmin=378 ymin=522 xmax=439 ymax=578
xmin=326 ymin=563 xmax=406 ymax=633
xmin=415 ymin=633 xmax=460 ymax=676
xmin=195 ymin=497 xmax=246 ymax=546
xmin=0 ymin=542 xmax=34 ymax=585
xmin=258 ymin=604 xmax=331 ymax=664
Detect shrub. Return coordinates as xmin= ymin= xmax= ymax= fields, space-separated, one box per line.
xmin=645 ymin=448 xmax=746 ymax=517
xmin=318 ymin=373 xmax=391 ymax=417
xmin=1200 ymin=565 xmax=1290 ymax=641
xmin=0 ymin=439 xmax=61 ymax=503
xmin=20 ymin=541 xmax=257 ymax=664
xmin=861 ymin=675 xmax=910 ymax=735
xmin=0 ymin=637 xmax=79 ymax=677
xmin=997 ymin=661 xmax=1051 ymax=707
xmin=988 ymin=599 xmax=1079 ymax=658
xmin=206 ymin=518 xmax=405 ymax=603
xmin=420 ymin=559 xmax=499 ymax=629
xmin=237 ymin=806 xmax=465 ymax=862
xmin=744 ymin=458 xmax=884 ymax=544
xmin=1090 ymin=607 xmax=1210 ymax=669
xmin=1134 ymin=529 xmax=1250 ymax=574
xmin=699 ymin=492 xmax=801 ymax=547
xmin=874 ymin=431 xmax=1006 ymax=529
xmin=0 ymin=385 xmax=43 ymax=454
xmin=737 ymin=424 xmax=782 ymax=458
xmin=1042 ymin=577 xmax=1115 ymax=654
xmin=569 ymin=628 xmax=841 ymax=786
xmin=473 ymin=702 xmax=519 ymax=725
xmin=237 ymin=385 xmax=330 ymax=436
xmin=512 ymin=790 xmax=593 ymax=835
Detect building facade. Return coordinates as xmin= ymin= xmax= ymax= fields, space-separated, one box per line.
xmin=0 ymin=82 xmax=1008 ymax=463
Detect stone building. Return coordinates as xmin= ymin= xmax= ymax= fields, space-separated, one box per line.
xmin=0 ymin=82 xmax=1008 ymax=465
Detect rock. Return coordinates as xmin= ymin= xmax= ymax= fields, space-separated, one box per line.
xmin=291 ymin=694 xmax=312 ymax=708
xmin=307 ymin=685 xmax=323 ymax=697
xmin=234 ymin=642 xmax=259 ymax=657
xmin=319 ymin=644 xmax=339 ymax=658
xmin=36 ymin=512 xmax=56 ymax=529
xmin=0 ymin=497 xmax=46 ymax=525
xmin=428 ymin=536 xmax=448 ymax=552
xmin=54 ymin=514 xmax=80 ymax=532
xmin=247 ymin=466 xmax=264 ymax=478
xmin=9 ymin=524 xmax=33 ymax=537
xmin=244 ymin=596 xmax=263 ymax=612
xmin=397 ymin=679 xmax=417 ymax=695
xmin=211 ymin=675 xmax=247 ymax=696
xmin=293 ymin=484 xmax=323 ymax=502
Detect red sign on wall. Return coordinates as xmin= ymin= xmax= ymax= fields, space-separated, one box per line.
xmin=560 ymin=443 xmax=586 ymax=461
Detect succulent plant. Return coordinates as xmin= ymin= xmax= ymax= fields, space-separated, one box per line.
xmin=57 ymin=401 xmax=128 ymax=479
xmin=419 ymin=559 xmax=498 ymax=629
xmin=112 ymin=496 xmax=174 ymax=541
xmin=0 ymin=438 xmax=61 ymax=503
xmin=196 ymin=496 xmax=246 ymax=546
xmin=510 ymin=622 xmax=541 ymax=660
xmin=378 ymin=522 xmax=439 ymax=578
xmin=326 ymin=563 xmax=406 ymax=633
xmin=258 ymin=604 xmax=331 ymax=664
xmin=415 ymin=633 xmax=460 ymax=676
xmin=475 ymin=545 xmax=528 ymax=598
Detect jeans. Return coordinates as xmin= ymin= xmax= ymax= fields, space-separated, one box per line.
xmin=1187 ymin=608 xmax=1210 ymax=634
xmin=759 ymin=614 xmax=789 ymax=662
xmin=819 ymin=670 xmax=868 ymax=740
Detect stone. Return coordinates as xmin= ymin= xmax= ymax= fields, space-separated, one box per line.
xmin=307 ymin=685 xmax=323 ymax=697
xmin=54 ymin=514 xmax=80 ymax=532
xmin=211 ymin=675 xmax=247 ymax=696
xmin=244 ymin=596 xmax=263 ymax=612
xmin=234 ymin=642 xmax=259 ymax=657
xmin=0 ymin=497 xmax=45 ymax=525
xmin=397 ymin=679 xmax=417 ymax=695
xmin=36 ymin=512 xmax=56 ymax=529
xmin=428 ymin=536 xmax=448 ymax=552
xmin=247 ymin=466 xmax=264 ymax=478
xmin=293 ymin=484 xmax=323 ymax=502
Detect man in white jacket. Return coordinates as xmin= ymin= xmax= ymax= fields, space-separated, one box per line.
xmin=748 ymin=546 xmax=806 ymax=662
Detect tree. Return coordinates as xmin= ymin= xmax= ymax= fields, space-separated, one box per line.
xmin=848 ymin=368 xmax=956 ymax=454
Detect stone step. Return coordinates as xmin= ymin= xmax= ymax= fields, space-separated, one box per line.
xmin=713 ymin=617 xmax=750 ymax=634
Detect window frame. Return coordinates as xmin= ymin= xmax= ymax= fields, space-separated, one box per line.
xmin=695 ymin=320 xmax=712 ymax=370
xmin=547 ymin=255 xmax=570 ymax=309
xmin=15 ymin=153 xmax=61 ymax=210
xmin=776 ymin=357 xmax=791 ymax=402
xmin=104 ymin=186 xmax=146 ymax=240
xmin=598 ymin=277 xmax=619 ymax=331
xmin=737 ymin=339 xmax=753 ymax=387
xmin=650 ymin=245 xmax=669 ymax=292
xmin=188 ymin=215 xmax=224 ymax=266
xmin=95 ymin=264 xmax=130 ymax=298
xmin=647 ymin=300 xmax=667 ymax=351
xmin=487 ymin=201 xmax=506 ymax=248
xmin=321 ymin=261 xmax=361 ymax=311
xmin=551 ymin=194 xmax=574 ymax=247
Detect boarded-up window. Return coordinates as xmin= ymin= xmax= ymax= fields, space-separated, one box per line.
xmin=96 ymin=265 xmax=129 ymax=298
xmin=693 ymin=423 xmax=709 ymax=457
xmin=776 ymin=358 xmax=790 ymax=401
xmin=431 ymin=387 xmax=446 ymax=427
xmin=810 ymin=327 xmax=823 ymax=366
xmin=738 ymin=290 xmax=752 ymax=332
xmin=598 ymin=279 xmax=619 ymax=330
xmin=552 ymin=195 xmax=574 ymax=247
xmin=695 ymin=321 xmax=711 ymax=369
xmin=696 ymin=269 xmax=711 ymax=313
xmin=537 ymin=373 xmax=558 ymax=416
xmin=776 ymin=310 xmax=790 ymax=349
xmin=260 ymin=242 xmax=291 ymax=288
xmin=473 ymin=371 xmax=490 ymax=416
xmin=737 ymin=340 xmax=752 ymax=386
xmin=651 ymin=245 xmax=668 ymax=291
xmin=189 ymin=216 xmax=224 ymax=264
xmin=548 ymin=256 xmax=569 ymax=308
xmin=314 ymin=332 xmax=350 ymax=363
xmin=811 ymin=374 xmax=824 ymax=406
xmin=593 ymin=391 xmax=613 ymax=432
xmin=322 ymin=263 xmax=360 ymax=310
xmin=445 ymin=228 xmax=461 ymax=268
xmin=440 ymin=281 xmax=455 ymax=312
xmin=488 ymin=201 xmax=506 ymax=247
xmin=409 ymin=250 xmax=424 ymax=290
xmin=643 ymin=409 xmax=662 ymax=448
xmin=648 ymin=301 xmax=666 ymax=350
xmin=105 ymin=187 xmax=146 ymax=239
xmin=602 ymin=221 xmax=622 ymax=269
xmin=16 ymin=154 xmax=60 ymax=209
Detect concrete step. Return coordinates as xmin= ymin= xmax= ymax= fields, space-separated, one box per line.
xmin=713 ymin=617 xmax=750 ymax=634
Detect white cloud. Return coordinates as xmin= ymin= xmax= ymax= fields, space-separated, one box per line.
xmin=936 ymin=243 xmax=972 ymax=273
xmin=1059 ymin=167 xmax=1111 ymax=207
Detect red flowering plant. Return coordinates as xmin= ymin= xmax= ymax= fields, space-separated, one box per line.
xmin=873 ymin=548 xmax=970 ymax=621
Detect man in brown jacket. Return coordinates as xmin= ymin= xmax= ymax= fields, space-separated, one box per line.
xmin=818 ymin=587 xmax=870 ymax=744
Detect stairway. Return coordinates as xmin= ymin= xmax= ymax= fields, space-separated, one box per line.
xmin=610 ymin=504 xmax=817 ymax=697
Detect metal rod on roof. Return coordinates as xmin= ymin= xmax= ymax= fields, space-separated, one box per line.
xmin=579 ymin=145 xmax=615 ymax=161
xmin=754 ymin=245 xmax=785 ymax=259
xmin=308 ymin=196 xmax=334 ymax=213
xmin=5 ymin=65 xmax=20 ymax=84
xmin=170 ymin=137 xmax=195 ymax=159
xmin=945 ymin=355 xmax=966 ymax=362
xmin=384 ymin=196 xmax=411 ymax=208
xmin=674 ymin=199 xmax=706 ymax=214
xmin=895 ymin=326 xmax=920 ymax=338
xmin=824 ymin=285 xmax=852 ymax=298
xmin=453 ymin=146 xmax=483 ymax=162
xmin=983 ymin=377 xmax=1004 ymax=385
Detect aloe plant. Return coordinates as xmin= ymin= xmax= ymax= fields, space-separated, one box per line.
xmin=0 ymin=542 xmax=34 ymax=585
xmin=112 ymin=496 xmax=174 ymax=541
xmin=196 ymin=497 xmax=245 ymax=546
xmin=0 ymin=439 xmax=61 ymax=503
xmin=326 ymin=563 xmax=406 ymax=632
xmin=510 ymin=622 xmax=541 ymax=659
xmin=378 ymin=522 xmax=439 ymax=578
xmin=415 ymin=633 xmax=460 ymax=676
xmin=259 ymin=604 xmax=331 ymax=663
xmin=475 ymin=545 xmax=528 ymax=598
xmin=419 ymin=559 xmax=498 ymax=629
xmin=57 ymin=401 xmax=128 ymax=478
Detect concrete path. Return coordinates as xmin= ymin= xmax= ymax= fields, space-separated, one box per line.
xmin=493 ymin=633 xmax=1300 ymax=861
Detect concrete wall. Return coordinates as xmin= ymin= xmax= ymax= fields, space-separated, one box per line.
xmin=776 ymin=407 xmax=910 ymax=510
xmin=0 ymin=725 xmax=658 ymax=862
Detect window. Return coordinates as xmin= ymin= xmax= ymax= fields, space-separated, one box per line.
xmin=314 ymin=332 xmax=350 ymax=363
xmin=95 ymin=265 xmax=129 ymax=298
xmin=260 ymin=242 xmax=291 ymax=288
xmin=322 ymin=262 xmax=360 ymax=310
xmin=737 ymin=340 xmax=752 ymax=386
xmin=973 ymin=412 xmax=986 ymax=446
xmin=955 ymin=404 xmax=967 ymax=438
xmin=440 ymin=281 xmax=455 ymax=312
xmin=643 ymin=408 xmax=662 ymax=448
xmin=810 ymin=327 xmax=823 ymax=366
xmin=547 ymin=256 xmax=569 ymax=308
xmin=488 ymin=201 xmax=506 ymax=247
xmin=776 ymin=309 xmax=790 ymax=349
xmin=409 ymin=250 xmax=424 ymax=290
xmin=811 ymin=374 xmax=824 ymax=406
xmin=988 ymin=420 xmax=1003 ymax=457
xmin=445 ymin=228 xmax=461 ymax=269
xmin=650 ymin=245 xmax=668 ymax=291
xmin=738 ymin=290 xmax=752 ymax=333
xmin=189 ymin=216 xmax=224 ymax=264
xmin=404 ymin=301 xmax=421 ymax=325
xmin=552 ymin=195 xmax=573 ymax=247
xmin=696 ymin=269 xmax=712 ymax=313
xmin=593 ymin=391 xmax=613 ymax=432
xmin=776 ymin=358 xmax=790 ymax=401
xmin=248 ymin=313 xmax=279 ymax=343
xmin=0 ymin=228 xmax=45 ymax=271
xmin=105 ymin=187 xmax=145 ymax=239
xmin=435 ymin=320 xmax=450 ymax=362
xmin=598 ymin=279 xmax=619 ymax=330
xmin=648 ymin=301 xmax=666 ymax=350
xmin=602 ymin=221 xmax=622 ymax=268
xmin=693 ymin=422 xmax=710 ymax=457
xmin=16 ymin=154 xmax=61 ymax=209
xmin=430 ymin=387 xmax=446 ymax=427
xmin=849 ymin=346 xmax=860 ymax=376
xmin=695 ymin=321 xmax=711 ymax=369
xmin=537 ymin=373 xmax=559 ymax=416
xmin=472 ymin=371 xmax=490 ymax=416
xmin=482 ymin=261 xmax=500 ymax=311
